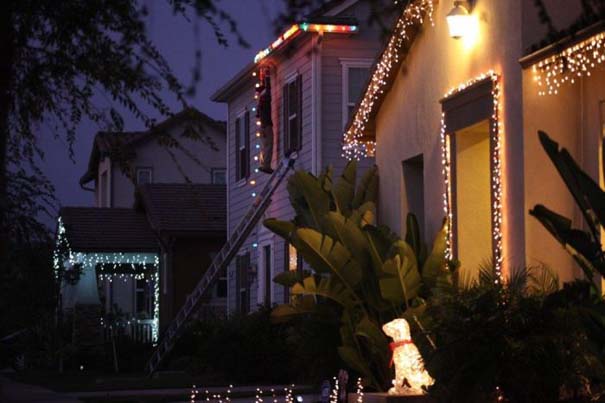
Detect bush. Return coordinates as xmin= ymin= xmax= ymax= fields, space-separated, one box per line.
xmin=424 ymin=268 xmax=605 ymax=402
xmin=170 ymin=306 xmax=341 ymax=385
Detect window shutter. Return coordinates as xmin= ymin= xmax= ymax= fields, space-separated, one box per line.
xmin=296 ymin=74 xmax=303 ymax=151
xmin=235 ymin=117 xmax=241 ymax=180
xmin=282 ymin=84 xmax=289 ymax=156
xmin=244 ymin=111 xmax=250 ymax=178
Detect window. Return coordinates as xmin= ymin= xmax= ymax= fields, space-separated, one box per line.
xmin=134 ymin=279 xmax=151 ymax=316
xmin=235 ymin=112 xmax=250 ymax=181
xmin=283 ymin=75 xmax=302 ymax=156
xmin=283 ymin=241 xmax=303 ymax=303
xmin=216 ymin=267 xmax=228 ymax=298
xmin=211 ymin=168 xmax=226 ymax=184
xmin=136 ymin=167 xmax=153 ymax=185
xmin=235 ymin=253 xmax=250 ymax=314
xmin=341 ymin=60 xmax=372 ymax=128
xmin=402 ymin=154 xmax=425 ymax=233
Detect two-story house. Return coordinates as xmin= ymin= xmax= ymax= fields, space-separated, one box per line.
xmin=342 ymin=0 xmax=604 ymax=286
xmin=56 ymin=107 xmax=227 ymax=345
xmin=211 ymin=0 xmax=386 ymax=314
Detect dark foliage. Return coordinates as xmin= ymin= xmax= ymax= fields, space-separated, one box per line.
xmin=425 ymin=268 xmax=605 ymax=403
xmin=169 ymin=306 xmax=342 ymax=385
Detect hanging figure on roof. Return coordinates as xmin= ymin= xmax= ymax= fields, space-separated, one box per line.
xmin=257 ymin=67 xmax=274 ymax=174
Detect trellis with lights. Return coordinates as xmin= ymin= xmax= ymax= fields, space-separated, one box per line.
xmin=342 ymin=0 xmax=435 ymax=160
xmin=53 ymin=218 xmax=160 ymax=342
xmin=440 ymin=71 xmax=504 ymax=282
xmin=532 ymin=31 xmax=605 ymax=96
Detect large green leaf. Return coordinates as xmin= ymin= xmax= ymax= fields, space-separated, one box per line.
xmin=365 ymin=225 xmax=401 ymax=276
xmin=405 ymin=213 xmax=427 ymax=268
xmin=287 ymin=170 xmax=331 ymax=230
xmin=291 ymin=276 xmax=358 ymax=308
xmin=352 ymin=165 xmax=378 ymax=209
xmin=263 ymin=218 xmax=295 ymax=241
xmin=355 ymin=316 xmax=389 ymax=358
xmin=292 ymin=228 xmax=363 ymax=289
xmin=326 ymin=211 xmax=370 ymax=270
xmin=530 ymin=204 xmax=603 ymax=279
xmin=538 ymin=131 xmax=605 ymax=239
xmin=333 ymin=161 xmax=357 ymax=216
xmin=422 ymin=219 xmax=451 ymax=290
xmin=379 ymin=244 xmax=422 ymax=305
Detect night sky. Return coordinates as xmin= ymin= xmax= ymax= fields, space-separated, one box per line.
xmin=39 ymin=0 xmax=284 ymax=217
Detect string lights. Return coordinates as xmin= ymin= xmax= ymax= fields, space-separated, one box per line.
xmin=53 ymin=218 xmax=161 ymax=342
xmin=342 ymin=0 xmax=435 ymax=160
xmin=440 ymin=71 xmax=504 ymax=281
xmin=532 ymin=31 xmax=605 ymax=96
xmin=254 ymin=23 xmax=358 ymax=63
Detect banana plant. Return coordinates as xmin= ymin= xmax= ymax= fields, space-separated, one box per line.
xmin=264 ymin=161 xmax=451 ymax=390
xmin=529 ymin=131 xmax=605 ymax=289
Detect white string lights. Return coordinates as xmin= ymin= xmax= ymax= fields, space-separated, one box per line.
xmin=441 ymin=71 xmax=504 ymax=281
xmin=532 ymin=31 xmax=605 ymax=96
xmin=53 ymin=218 xmax=161 ymax=342
xmin=342 ymin=0 xmax=435 ymax=160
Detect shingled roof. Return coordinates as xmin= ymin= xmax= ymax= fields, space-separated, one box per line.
xmin=59 ymin=207 xmax=158 ymax=253
xmin=80 ymin=107 xmax=226 ymax=186
xmin=136 ymin=183 xmax=226 ymax=238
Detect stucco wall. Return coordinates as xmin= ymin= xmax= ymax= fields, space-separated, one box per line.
xmin=523 ymin=67 xmax=605 ymax=283
xmin=375 ymin=0 xmax=525 ymax=273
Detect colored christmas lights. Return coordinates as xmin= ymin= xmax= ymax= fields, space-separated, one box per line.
xmin=254 ymin=23 xmax=358 ymax=63
xmin=440 ymin=71 xmax=504 ymax=282
xmin=343 ymin=0 xmax=435 ymax=160
xmin=532 ymin=31 xmax=605 ymax=96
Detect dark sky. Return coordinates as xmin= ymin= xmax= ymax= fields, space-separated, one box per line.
xmin=39 ymin=0 xmax=285 ymax=216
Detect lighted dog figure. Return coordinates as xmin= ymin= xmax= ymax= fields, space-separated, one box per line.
xmin=382 ymin=318 xmax=434 ymax=395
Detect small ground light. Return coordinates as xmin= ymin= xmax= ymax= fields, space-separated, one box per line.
xmin=79 ymin=365 xmax=84 ymax=371
xmin=296 ymin=396 xmax=303 ymax=402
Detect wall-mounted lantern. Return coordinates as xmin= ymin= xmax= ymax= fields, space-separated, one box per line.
xmin=446 ymin=1 xmax=472 ymax=39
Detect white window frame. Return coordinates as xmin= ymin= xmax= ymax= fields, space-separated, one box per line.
xmin=340 ymin=58 xmax=373 ymax=130
xmin=135 ymin=167 xmax=153 ymax=185
xmin=257 ymin=240 xmax=275 ymax=305
xmin=234 ymin=109 xmax=250 ymax=186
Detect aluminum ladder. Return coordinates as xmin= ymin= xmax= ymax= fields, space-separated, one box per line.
xmin=146 ymin=155 xmax=297 ymax=374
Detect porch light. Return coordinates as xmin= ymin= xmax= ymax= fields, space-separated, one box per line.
xmin=446 ymin=1 xmax=471 ymax=39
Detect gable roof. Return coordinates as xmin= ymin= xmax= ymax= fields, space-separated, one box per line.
xmin=59 ymin=207 xmax=158 ymax=253
xmin=210 ymin=1 xmax=360 ymax=103
xmin=80 ymin=107 xmax=226 ymax=186
xmin=135 ymin=183 xmax=226 ymax=238
xmin=342 ymin=0 xmax=434 ymax=160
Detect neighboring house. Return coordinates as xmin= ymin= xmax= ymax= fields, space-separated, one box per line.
xmin=56 ymin=107 xmax=228 ymax=344
xmin=80 ymin=107 xmax=227 ymax=208
xmin=211 ymin=0 xmax=386 ymax=314
xmin=342 ymin=0 xmax=601 ymax=285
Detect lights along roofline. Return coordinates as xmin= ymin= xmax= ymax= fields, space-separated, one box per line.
xmin=253 ymin=23 xmax=358 ymax=64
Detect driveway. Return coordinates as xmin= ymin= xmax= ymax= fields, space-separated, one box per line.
xmin=0 ymin=375 xmax=81 ymax=402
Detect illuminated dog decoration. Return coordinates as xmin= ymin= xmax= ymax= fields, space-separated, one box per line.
xmin=382 ymin=318 xmax=434 ymax=395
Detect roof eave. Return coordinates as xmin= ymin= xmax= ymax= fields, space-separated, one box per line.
xmin=520 ymin=20 xmax=605 ymax=68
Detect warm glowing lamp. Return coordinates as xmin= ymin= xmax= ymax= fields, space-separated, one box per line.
xmin=446 ymin=1 xmax=472 ymax=39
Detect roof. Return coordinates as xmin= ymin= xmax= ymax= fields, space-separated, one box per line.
xmin=210 ymin=1 xmax=360 ymax=103
xmin=80 ymin=107 xmax=226 ymax=185
xmin=59 ymin=207 xmax=158 ymax=253
xmin=520 ymin=20 xmax=605 ymax=68
xmin=136 ymin=183 xmax=226 ymax=238
xmin=342 ymin=0 xmax=431 ymax=159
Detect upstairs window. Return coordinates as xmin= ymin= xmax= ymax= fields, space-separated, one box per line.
xmin=136 ymin=167 xmax=153 ymax=185
xmin=342 ymin=60 xmax=372 ymax=128
xmin=211 ymin=168 xmax=226 ymax=184
xmin=235 ymin=112 xmax=250 ymax=181
xmin=283 ymin=75 xmax=302 ymax=156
